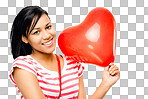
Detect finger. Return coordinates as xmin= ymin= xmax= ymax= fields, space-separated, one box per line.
xmin=109 ymin=64 xmax=117 ymax=71
xmin=109 ymin=63 xmax=114 ymax=66
xmin=110 ymin=69 xmax=120 ymax=76
xmin=109 ymin=66 xmax=119 ymax=74
xmin=104 ymin=66 xmax=110 ymax=71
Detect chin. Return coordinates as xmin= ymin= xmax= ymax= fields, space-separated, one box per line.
xmin=33 ymin=43 xmax=56 ymax=54
xmin=45 ymin=46 xmax=56 ymax=54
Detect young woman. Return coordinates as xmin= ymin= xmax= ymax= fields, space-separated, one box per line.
xmin=9 ymin=6 xmax=120 ymax=99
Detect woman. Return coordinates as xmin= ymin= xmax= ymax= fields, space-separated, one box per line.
xmin=9 ymin=6 xmax=120 ymax=99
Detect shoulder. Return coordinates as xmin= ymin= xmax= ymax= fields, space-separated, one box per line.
xmin=12 ymin=65 xmax=45 ymax=99
xmin=13 ymin=55 xmax=36 ymax=65
xmin=11 ymin=55 xmax=37 ymax=76
xmin=9 ymin=55 xmax=38 ymax=86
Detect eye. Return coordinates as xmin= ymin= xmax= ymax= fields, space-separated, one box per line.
xmin=33 ymin=31 xmax=39 ymax=34
xmin=46 ymin=25 xmax=52 ymax=29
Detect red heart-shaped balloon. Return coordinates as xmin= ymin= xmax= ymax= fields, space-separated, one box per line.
xmin=58 ymin=7 xmax=117 ymax=67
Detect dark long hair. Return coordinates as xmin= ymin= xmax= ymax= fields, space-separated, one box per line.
xmin=10 ymin=6 xmax=48 ymax=59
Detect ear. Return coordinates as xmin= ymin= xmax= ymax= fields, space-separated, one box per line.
xmin=22 ymin=36 xmax=29 ymax=44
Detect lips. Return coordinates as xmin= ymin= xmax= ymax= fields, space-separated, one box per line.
xmin=42 ymin=38 xmax=53 ymax=46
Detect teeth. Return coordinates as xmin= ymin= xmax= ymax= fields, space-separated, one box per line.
xmin=45 ymin=40 xmax=52 ymax=45
xmin=43 ymin=39 xmax=53 ymax=46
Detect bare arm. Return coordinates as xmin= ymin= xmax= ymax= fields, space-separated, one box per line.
xmin=78 ymin=76 xmax=110 ymax=99
xmin=90 ymin=64 xmax=120 ymax=99
xmin=13 ymin=67 xmax=45 ymax=99
xmin=89 ymin=81 xmax=111 ymax=99
xmin=77 ymin=75 xmax=86 ymax=99
xmin=78 ymin=64 xmax=120 ymax=99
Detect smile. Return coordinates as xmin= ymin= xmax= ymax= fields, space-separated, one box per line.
xmin=42 ymin=38 xmax=53 ymax=47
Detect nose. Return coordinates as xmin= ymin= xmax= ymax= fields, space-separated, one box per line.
xmin=42 ymin=30 xmax=52 ymax=40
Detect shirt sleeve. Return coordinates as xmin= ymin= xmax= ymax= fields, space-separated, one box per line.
xmin=77 ymin=62 xmax=85 ymax=78
xmin=9 ymin=56 xmax=37 ymax=85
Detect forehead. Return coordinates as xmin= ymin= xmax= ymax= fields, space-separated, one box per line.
xmin=34 ymin=14 xmax=51 ymax=28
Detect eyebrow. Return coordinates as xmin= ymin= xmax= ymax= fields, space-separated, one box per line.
xmin=33 ymin=22 xmax=51 ymax=30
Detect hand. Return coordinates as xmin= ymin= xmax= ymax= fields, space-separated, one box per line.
xmin=102 ymin=63 xmax=120 ymax=87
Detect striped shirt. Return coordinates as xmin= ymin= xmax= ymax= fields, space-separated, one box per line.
xmin=9 ymin=55 xmax=84 ymax=99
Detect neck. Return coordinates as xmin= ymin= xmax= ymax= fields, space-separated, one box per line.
xmin=30 ymin=52 xmax=56 ymax=63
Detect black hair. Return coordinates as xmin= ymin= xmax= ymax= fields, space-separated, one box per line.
xmin=10 ymin=6 xmax=49 ymax=59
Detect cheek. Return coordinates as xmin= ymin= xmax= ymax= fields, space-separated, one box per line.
xmin=28 ymin=36 xmax=41 ymax=46
xmin=51 ymin=27 xmax=56 ymax=35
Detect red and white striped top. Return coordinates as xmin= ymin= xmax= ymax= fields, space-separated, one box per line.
xmin=9 ymin=55 xmax=85 ymax=99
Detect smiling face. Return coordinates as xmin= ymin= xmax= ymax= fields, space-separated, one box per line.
xmin=22 ymin=14 xmax=56 ymax=55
